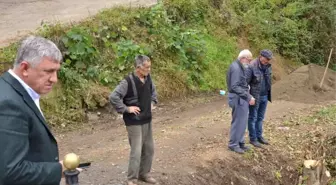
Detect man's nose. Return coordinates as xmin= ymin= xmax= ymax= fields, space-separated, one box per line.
xmin=50 ymin=71 xmax=58 ymax=83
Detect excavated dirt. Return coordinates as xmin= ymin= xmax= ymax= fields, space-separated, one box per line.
xmin=159 ymin=154 xmax=298 ymax=185
xmin=273 ymin=64 xmax=336 ymax=103
xmin=56 ymin=96 xmax=330 ymax=185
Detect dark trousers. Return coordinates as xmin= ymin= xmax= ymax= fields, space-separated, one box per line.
xmin=126 ymin=122 xmax=154 ymax=180
xmin=228 ymin=93 xmax=249 ymax=148
xmin=248 ymin=95 xmax=268 ymax=141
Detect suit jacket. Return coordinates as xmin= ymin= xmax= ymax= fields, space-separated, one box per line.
xmin=0 ymin=72 xmax=62 ymax=185
xmin=246 ymin=59 xmax=272 ymax=103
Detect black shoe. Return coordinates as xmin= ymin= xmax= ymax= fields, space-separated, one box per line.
xmin=239 ymin=144 xmax=251 ymax=152
xmin=250 ymin=141 xmax=262 ymax=148
xmin=258 ymin=137 xmax=269 ymax=145
xmin=228 ymin=146 xmax=245 ymax=154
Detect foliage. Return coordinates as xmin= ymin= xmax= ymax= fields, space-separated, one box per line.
xmin=226 ymin=0 xmax=336 ymax=65
xmin=136 ymin=2 xmax=209 ymax=87
xmin=304 ymin=105 xmax=336 ymax=178
xmin=0 ymin=0 xmax=335 ymax=127
xmin=61 ymin=27 xmax=99 ymax=72
xmin=200 ymin=34 xmax=236 ymax=91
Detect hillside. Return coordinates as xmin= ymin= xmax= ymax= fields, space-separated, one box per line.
xmin=0 ymin=0 xmax=335 ymax=128
xmin=1 ymin=0 xmax=336 ymax=184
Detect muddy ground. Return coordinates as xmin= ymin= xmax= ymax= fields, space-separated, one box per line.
xmin=54 ymin=64 xmax=336 ymax=185
xmin=1 ymin=1 xmax=335 ymax=184
xmin=0 ymin=0 xmax=157 ymax=47
xmin=55 ymin=95 xmax=334 ymax=185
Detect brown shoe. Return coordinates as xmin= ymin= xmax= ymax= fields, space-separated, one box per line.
xmin=139 ymin=176 xmax=157 ymax=184
xmin=127 ymin=180 xmax=138 ymax=185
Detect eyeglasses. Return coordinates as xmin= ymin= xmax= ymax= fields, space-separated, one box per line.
xmin=244 ymin=57 xmax=252 ymax=62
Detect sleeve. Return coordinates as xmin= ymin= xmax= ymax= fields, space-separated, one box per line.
xmin=109 ymin=79 xmax=129 ymax=114
xmin=230 ymin=66 xmax=252 ymax=101
xmin=245 ymin=65 xmax=253 ymax=85
xmin=151 ymin=80 xmax=158 ymax=104
xmin=0 ymin=99 xmax=62 ymax=185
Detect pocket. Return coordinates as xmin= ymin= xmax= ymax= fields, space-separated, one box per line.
xmin=227 ymin=93 xmax=236 ymax=108
xmin=255 ymin=75 xmax=261 ymax=83
xmin=238 ymin=98 xmax=246 ymax=106
xmin=228 ymin=98 xmax=234 ymax=108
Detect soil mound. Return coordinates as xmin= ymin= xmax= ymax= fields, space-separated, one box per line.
xmin=160 ymin=152 xmax=298 ymax=185
xmin=272 ymin=64 xmax=336 ymax=103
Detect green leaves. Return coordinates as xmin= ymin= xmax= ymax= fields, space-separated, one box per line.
xmin=136 ymin=2 xmax=208 ymax=87
xmin=113 ymin=39 xmax=151 ymax=70
xmin=61 ymin=27 xmax=99 ymax=70
xmin=229 ymin=0 xmax=336 ymax=65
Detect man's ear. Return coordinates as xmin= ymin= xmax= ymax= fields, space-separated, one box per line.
xmin=20 ymin=61 xmax=30 ymax=77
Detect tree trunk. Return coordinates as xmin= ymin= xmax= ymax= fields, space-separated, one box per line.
xmin=299 ymin=160 xmax=331 ymax=185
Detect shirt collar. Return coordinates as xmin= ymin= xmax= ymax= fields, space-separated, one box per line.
xmin=8 ymin=69 xmax=40 ymax=100
xmin=257 ymin=58 xmax=271 ymax=69
xmin=133 ymin=71 xmax=148 ymax=81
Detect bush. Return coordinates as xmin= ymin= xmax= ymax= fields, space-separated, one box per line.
xmin=0 ymin=0 xmax=334 ymax=127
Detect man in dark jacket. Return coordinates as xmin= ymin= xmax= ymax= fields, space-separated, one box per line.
xmin=246 ymin=49 xmax=273 ymax=147
xmin=110 ymin=55 xmax=158 ymax=185
xmin=0 ymin=36 xmax=66 ymax=185
xmin=226 ymin=49 xmax=255 ymax=154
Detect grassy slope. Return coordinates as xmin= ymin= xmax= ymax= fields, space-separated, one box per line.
xmin=0 ymin=3 xmax=238 ymax=127
xmin=1 ymin=0 xmax=334 ymax=127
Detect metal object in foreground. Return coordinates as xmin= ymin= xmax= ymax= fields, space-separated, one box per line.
xmin=64 ymin=153 xmax=80 ymax=185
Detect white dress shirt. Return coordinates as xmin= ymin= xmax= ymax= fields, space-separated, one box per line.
xmin=8 ymin=69 xmax=44 ymax=116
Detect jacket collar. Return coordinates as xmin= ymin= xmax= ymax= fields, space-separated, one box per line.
xmin=256 ymin=58 xmax=271 ymax=69
xmin=1 ymin=71 xmax=56 ymax=142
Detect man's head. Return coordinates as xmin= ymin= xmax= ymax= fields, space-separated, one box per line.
xmin=13 ymin=36 xmax=62 ymax=95
xmin=259 ymin=49 xmax=273 ymax=65
xmin=238 ymin=49 xmax=253 ymax=65
xmin=134 ymin=55 xmax=151 ymax=77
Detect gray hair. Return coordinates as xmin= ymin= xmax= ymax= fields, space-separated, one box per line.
xmin=134 ymin=55 xmax=150 ymax=68
xmin=237 ymin=49 xmax=253 ymax=60
xmin=14 ymin=36 xmax=62 ymax=68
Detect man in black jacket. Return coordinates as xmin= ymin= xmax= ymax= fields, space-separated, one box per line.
xmin=246 ymin=49 xmax=273 ymax=147
xmin=0 ymin=36 xmax=66 ymax=185
xmin=110 ymin=55 xmax=158 ymax=185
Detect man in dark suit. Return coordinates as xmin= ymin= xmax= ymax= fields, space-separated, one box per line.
xmin=0 ymin=36 xmax=66 ymax=185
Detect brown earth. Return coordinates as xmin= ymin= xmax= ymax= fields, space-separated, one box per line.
xmin=55 ymin=94 xmax=335 ymax=185
xmin=2 ymin=1 xmax=336 ymax=183
xmin=54 ymin=65 xmax=336 ymax=185
xmin=53 ymin=63 xmax=336 ymax=185
xmin=273 ymin=63 xmax=336 ymax=103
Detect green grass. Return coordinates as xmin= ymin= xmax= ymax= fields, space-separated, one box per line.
xmin=305 ymin=104 xmax=336 ymax=125
xmin=0 ymin=0 xmax=334 ymax=128
xmin=0 ymin=2 xmax=239 ymax=127
xmin=200 ymin=34 xmax=236 ymax=91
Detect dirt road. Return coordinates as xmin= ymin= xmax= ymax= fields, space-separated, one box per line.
xmin=56 ymin=95 xmax=327 ymax=185
xmin=0 ymin=0 xmax=157 ymax=47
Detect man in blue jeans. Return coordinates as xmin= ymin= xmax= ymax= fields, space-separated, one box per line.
xmin=246 ymin=49 xmax=273 ymax=148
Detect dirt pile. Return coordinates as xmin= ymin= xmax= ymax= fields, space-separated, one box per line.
xmin=326 ymin=135 xmax=336 ymax=176
xmin=160 ymin=152 xmax=298 ymax=185
xmin=272 ymin=64 xmax=336 ymax=103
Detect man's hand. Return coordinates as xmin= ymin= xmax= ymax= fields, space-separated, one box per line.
xmin=59 ymin=161 xmax=65 ymax=178
xmin=128 ymin=106 xmax=141 ymax=115
xmin=59 ymin=161 xmax=83 ymax=178
xmin=249 ymin=97 xmax=255 ymax=105
xmin=151 ymin=103 xmax=156 ymax=110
